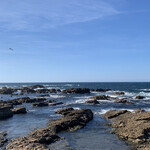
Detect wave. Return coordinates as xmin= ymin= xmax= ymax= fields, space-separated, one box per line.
xmin=50 ymin=94 xmax=66 ymax=99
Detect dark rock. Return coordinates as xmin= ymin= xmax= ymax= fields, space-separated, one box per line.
xmin=56 ymin=107 xmax=74 ymax=115
xmin=32 ymin=102 xmax=49 ymax=107
xmin=62 ymin=88 xmax=90 ymax=94
xmin=49 ymin=102 xmax=63 ymax=106
xmin=37 ymin=94 xmax=50 ymax=97
xmin=0 ymin=131 xmax=7 ymax=147
xmin=89 ymin=95 xmax=109 ymax=100
xmin=135 ymin=96 xmax=145 ymax=99
xmin=28 ymin=84 xmax=45 ymax=89
xmin=0 ymin=87 xmax=14 ymax=95
xmin=25 ymin=98 xmax=46 ymax=103
xmin=115 ymin=98 xmax=135 ymax=104
xmin=36 ymin=89 xmax=50 ymax=94
xmin=0 ymin=106 xmax=13 ymax=120
xmin=49 ymin=89 xmax=57 ymax=93
xmin=48 ymin=109 xmax=93 ymax=133
xmin=46 ymin=100 xmax=56 ymax=103
xmin=85 ymin=100 xmax=100 ymax=105
xmin=114 ymin=92 xmax=125 ymax=95
xmin=11 ymin=107 xmax=27 ymax=114
xmin=90 ymin=89 xmax=111 ymax=92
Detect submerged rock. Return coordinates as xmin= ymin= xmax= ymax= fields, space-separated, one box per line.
xmin=62 ymin=88 xmax=90 ymax=94
xmin=103 ymin=110 xmax=150 ymax=150
xmin=85 ymin=99 xmax=100 ymax=105
xmin=11 ymin=107 xmax=27 ymax=114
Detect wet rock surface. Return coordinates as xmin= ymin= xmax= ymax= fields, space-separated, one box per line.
xmin=115 ymin=98 xmax=135 ymax=104
xmin=0 ymin=106 xmax=13 ymax=120
xmin=11 ymin=107 xmax=27 ymax=114
xmin=0 ymin=131 xmax=7 ymax=147
xmin=90 ymin=89 xmax=111 ymax=92
xmin=55 ymin=107 xmax=74 ymax=115
xmin=135 ymin=96 xmax=145 ymax=99
xmin=32 ymin=102 xmax=49 ymax=107
xmin=103 ymin=110 xmax=150 ymax=150
xmin=114 ymin=92 xmax=125 ymax=95
xmin=89 ymin=95 xmax=109 ymax=100
xmin=49 ymin=102 xmax=63 ymax=106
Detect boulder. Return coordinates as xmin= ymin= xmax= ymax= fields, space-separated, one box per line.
xmin=114 ymin=92 xmax=125 ymax=95
xmin=11 ymin=107 xmax=27 ymax=114
xmin=56 ymin=107 xmax=74 ymax=115
xmin=48 ymin=109 xmax=93 ymax=133
xmin=32 ymin=102 xmax=48 ymax=107
xmin=62 ymin=88 xmax=90 ymax=94
xmin=0 ymin=106 xmax=13 ymax=120
xmin=0 ymin=87 xmax=14 ymax=95
xmin=135 ymin=96 xmax=145 ymax=99
xmin=85 ymin=100 xmax=100 ymax=105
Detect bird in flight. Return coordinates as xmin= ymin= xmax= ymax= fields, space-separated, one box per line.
xmin=9 ymin=48 xmax=14 ymax=51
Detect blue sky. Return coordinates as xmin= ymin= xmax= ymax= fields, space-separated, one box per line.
xmin=0 ymin=0 xmax=150 ymax=82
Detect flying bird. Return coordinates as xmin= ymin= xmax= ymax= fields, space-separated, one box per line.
xmin=9 ymin=48 xmax=14 ymax=51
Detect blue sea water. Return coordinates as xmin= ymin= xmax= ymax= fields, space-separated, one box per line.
xmin=1 ymin=82 xmax=150 ymax=150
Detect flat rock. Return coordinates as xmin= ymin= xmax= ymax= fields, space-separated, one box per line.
xmin=55 ymin=107 xmax=74 ymax=115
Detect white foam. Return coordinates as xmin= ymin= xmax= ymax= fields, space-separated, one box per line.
xmin=50 ymin=95 xmax=65 ymax=99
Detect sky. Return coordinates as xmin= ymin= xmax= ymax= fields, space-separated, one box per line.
xmin=0 ymin=0 xmax=150 ymax=82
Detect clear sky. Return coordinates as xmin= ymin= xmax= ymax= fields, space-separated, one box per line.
xmin=0 ymin=0 xmax=150 ymax=82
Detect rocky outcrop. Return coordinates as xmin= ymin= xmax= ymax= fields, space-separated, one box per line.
xmin=0 ymin=106 xmax=13 ymax=120
xmin=0 ymin=87 xmax=14 ymax=95
xmin=103 ymin=110 xmax=150 ymax=150
xmin=85 ymin=100 xmax=100 ymax=105
xmin=135 ymin=96 xmax=145 ymax=99
xmin=11 ymin=107 xmax=27 ymax=114
xmin=115 ymin=98 xmax=135 ymax=104
xmin=114 ymin=92 xmax=125 ymax=95
xmin=90 ymin=89 xmax=111 ymax=92
xmin=48 ymin=109 xmax=93 ymax=133
xmin=32 ymin=102 xmax=49 ymax=107
xmin=24 ymin=98 xmax=46 ymax=103
xmin=62 ymin=88 xmax=90 ymax=94
xmin=55 ymin=107 xmax=74 ymax=115
xmin=89 ymin=95 xmax=109 ymax=100
xmin=6 ymin=128 xmax=60 ymax=150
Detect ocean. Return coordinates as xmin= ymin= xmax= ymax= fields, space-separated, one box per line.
xmin=1 ymin=82 xmax=150 ymax=150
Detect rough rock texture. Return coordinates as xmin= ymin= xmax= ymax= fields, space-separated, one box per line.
xmin=90 ymin=89 xmax=111 ymax=92
xmin=115 ymin=98 xmax=135 ymax=104
xmin=11 ymin=107 xmax=27 ymax=114
xmin=89 ymin=95 xmax=109 ymax=100
xmin=0 ymin=131 xmax=7 ymax=147
xmin=55 ymin=107 xmax=74 ymax=115
xmin=24 ymin=98 xmax=46 ymax=103
xmin=48 ymin=109 xmax=93 ymax=133
xmin=135 ymin=96 xmax=145 ymax=99
xmin=6 ymin=128 xmax=59 ymax=150
xmin=0 ymin=106 xmax=13 ymax=120
xmin=85 ymin=99 xmax=100 ymax=105
xmin=103 ymin=110 xmax=150 ymax=150
xmin=32 ymin=102 xmax=49 ymax=107
xmin=62 ymin=88 xmax=90 ymax=94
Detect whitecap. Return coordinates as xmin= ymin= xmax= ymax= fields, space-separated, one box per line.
xmin=50 ymin=95 xmax=66 ymax=99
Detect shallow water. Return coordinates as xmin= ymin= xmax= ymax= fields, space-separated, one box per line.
xmin=1 ymin=82 xmax=150 ymax=149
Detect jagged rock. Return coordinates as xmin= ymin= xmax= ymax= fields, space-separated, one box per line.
xmin=135 ymin=96 xmax=145 ymax=99
xmin=48 ymin=109 xmax=93 ymax=133
xmin=32 ymin=102 xmax=48 ymax=107
xmin=85 ymin=100 xmax=100 ymax=105
xmin=0 ymin=106 xmax=13 ymax=120
xmin=49 ymin=102 xmax=63 ymax=106
xmin=11 ymin=107 xmax=27 ymax=114
xmin=103 ymin=110 xmax=150 ymax=150
xmin=55 ymin=107 xmax=74 ymax=115
xmin=62 ymin=88 xmax=90 ymax=94
xmin=6 ymin=128 xmax=60 ymax=150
